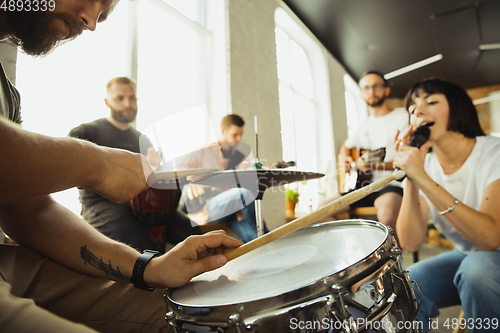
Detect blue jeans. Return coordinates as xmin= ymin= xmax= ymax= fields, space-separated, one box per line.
xmin=408 ymin=248 xmax=500 ymax=333
xmin=206 ymin=188 xmax=267 ymax=243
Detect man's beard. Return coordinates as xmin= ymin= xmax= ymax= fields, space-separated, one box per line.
xmin=5 ymin=8 xmax=83 ymax=56
xmin=111 ymin=108 xmax=138 ymax=124
xmin=366 ymin=94 xmax=386 ymax=107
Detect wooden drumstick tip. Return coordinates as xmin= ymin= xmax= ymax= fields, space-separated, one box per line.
xmin=393 ymin=169 xmax=406 ymax=180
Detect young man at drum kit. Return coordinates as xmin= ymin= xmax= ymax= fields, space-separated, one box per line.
xmin=320 ymin=71 xmax=409 ymax=230
xmin=69 ymin=76 xmax=202 ymax=253
xmin=0 ymin=2 xmax=242 ymax=332
xmin=180 ymin=114 xmax=268 ymax=243
xmin=394 ymin=78 xmax=500 ymax=333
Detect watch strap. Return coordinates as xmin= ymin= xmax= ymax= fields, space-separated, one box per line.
xmin=131 ymin=250 xmax=159 ymax=291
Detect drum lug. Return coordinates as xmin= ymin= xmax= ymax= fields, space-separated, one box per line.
xmin=386 ymin=226 xmax=398 ymax=244
xmin=229 ymin=313 xmax=243 ymax=333
xmin=389 ymin=247 xmax=407 ymax=273
xmin=165 ymin=311 xmax=176 ymax=320
xmin=390 ymin=247 xmax=401 ymax=257
xmin=165 ymin=311 xmax=179 ymax=333
xmin=386 ymin=226 xmax=394 ymax=234
xmin=330 ymin=284 xmax=359 ymax=333
xmin=331 ymin=283 xmax=343 ymax=294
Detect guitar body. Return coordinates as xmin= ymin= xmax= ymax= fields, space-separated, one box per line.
xmin=341 ymin=147 xmax=386 ymax=192
xmin=181 ymin=184 xmax=223 ymax=215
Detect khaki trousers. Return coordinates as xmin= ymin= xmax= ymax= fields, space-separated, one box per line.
xmin=0 ymin=244 xmax=170 ymax=333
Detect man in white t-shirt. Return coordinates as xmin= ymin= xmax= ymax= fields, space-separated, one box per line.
xmin=321 ymin=71 xmax=409 ymax=229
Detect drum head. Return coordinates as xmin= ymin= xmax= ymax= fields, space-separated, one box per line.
xmin=171 ymin=220 xmax=387 ymax=307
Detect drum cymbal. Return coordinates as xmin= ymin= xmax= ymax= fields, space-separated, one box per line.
xmin=191 ymin=168 xmax=324 ymax=189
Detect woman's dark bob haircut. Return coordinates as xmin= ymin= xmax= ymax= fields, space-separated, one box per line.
xmin=404 ymin=78 xmax=485 ymax=138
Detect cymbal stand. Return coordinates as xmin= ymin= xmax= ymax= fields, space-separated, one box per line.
xmin=253 ymin=116 xmax=265 ymax=237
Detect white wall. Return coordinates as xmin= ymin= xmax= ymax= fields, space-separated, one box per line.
xmin=226 ymin=0 xmax=350 ymax=228
xmin=226 ymin=0 xmax=285 ymax=229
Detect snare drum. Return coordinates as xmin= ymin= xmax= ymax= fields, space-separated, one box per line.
xmin=165 ymin=220 xmax=421 ymax=333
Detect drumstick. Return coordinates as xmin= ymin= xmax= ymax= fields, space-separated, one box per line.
xmin=225 ymin=169 xmax=406 ymax=261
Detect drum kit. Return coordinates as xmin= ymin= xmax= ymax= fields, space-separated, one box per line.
xmin=124 ymin=141 xmax=422 ymax=332
xmin=139 ymin=161 xmax=421 ymax=332
xmin=126 ymin=120 xmax=433 ymax=332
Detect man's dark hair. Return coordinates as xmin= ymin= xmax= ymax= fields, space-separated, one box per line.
xmin=404 ymin=78 xmax=485 ymax=138
xmin=221 ymin=114 xmax=245 ymax=129
xmin=359 ymin=70 xmax=388 ymax=86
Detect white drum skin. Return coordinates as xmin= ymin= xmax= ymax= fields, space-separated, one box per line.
xmin=165 ymin=220 xmax=421 ymax=333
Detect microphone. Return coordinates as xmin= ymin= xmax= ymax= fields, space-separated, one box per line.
xmin=409 ymin=124 xmax=431 ymax=149
xmin=396 ymin=123 xmax=431 ymax=181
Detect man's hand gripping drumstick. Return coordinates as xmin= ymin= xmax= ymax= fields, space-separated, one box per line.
xmin=225 ymin=169 xmax=407 ymax=261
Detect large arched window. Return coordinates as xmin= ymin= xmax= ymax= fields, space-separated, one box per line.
xmin=275 ymin=27 xmax=317 ymax=170
xmin=15 ymin=0 xmax=225 ymax=214
xmin=275 ymin=7 xmax=332 ymax=213
xmin=343 ymin=74 xmax=368 ymax=136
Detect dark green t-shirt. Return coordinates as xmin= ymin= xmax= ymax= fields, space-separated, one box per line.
xmin=0 ymin=61 xmax=21 ymax=124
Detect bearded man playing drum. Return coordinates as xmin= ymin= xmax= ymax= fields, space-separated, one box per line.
xmin=0 ymin=2 xmax=242 ymax=332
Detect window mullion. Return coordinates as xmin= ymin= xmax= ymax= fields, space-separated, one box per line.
xmin=147 ymin=0 xmax=208 ymax=34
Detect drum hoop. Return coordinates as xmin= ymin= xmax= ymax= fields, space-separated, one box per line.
xmin=166 ymin=220 xmax=394 ymax=325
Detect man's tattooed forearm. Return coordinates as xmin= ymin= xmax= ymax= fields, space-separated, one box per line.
xmin=80 ymin=246 xmax=130 ymax=282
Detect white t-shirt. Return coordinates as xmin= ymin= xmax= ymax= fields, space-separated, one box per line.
xmin=344 ymin=108 xmax=409 ymax=186
xmin=421 ymin=136 xmax=500 ymax=254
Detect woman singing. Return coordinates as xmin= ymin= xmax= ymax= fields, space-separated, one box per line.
xmin=393 ymin=78 xmax=500 ymax=333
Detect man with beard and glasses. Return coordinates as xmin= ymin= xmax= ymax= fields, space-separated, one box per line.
xmin=319 ymin=71 xmax=409 ymax=230
xmin=0 ymin=2 xmax=242 ymax=333
xmin=69 ymin=77 xmax=201 ymax=253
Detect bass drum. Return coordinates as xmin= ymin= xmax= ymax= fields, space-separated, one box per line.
xmin=165 ymin=220 xmax=422 ymax=332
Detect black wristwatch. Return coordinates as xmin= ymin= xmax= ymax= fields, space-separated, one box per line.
xmin=131 ymin=250 xmax=160 ymax=291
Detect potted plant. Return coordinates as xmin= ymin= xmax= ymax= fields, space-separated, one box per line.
xmin=285 ymin=188 xmax=300 ymax=217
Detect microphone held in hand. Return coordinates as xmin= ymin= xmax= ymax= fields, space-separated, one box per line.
xmin=396 ymin=123 xmax=432 ymax=181
xmin=409 ymin=124 xmax=431 ymax=149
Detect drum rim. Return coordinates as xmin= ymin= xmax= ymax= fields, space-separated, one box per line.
xmin=166 ymin=220 xmax=393 ymax=318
